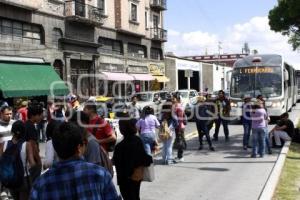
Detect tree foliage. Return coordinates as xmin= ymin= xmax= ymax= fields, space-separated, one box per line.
xmin=268 ymin=0 xmax=300 ymax=50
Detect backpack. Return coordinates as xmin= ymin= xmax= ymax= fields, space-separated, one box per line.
xmin=99 ymin=146 xmax=114 ymax=177
xmin=0 ymin=140 xmax=25 ymax=189
xmin=159 ymin=120 xmax=171 ymax=141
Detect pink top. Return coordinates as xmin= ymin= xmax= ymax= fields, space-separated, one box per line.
xmin=174 ymin=103 xmax=185 ymax=130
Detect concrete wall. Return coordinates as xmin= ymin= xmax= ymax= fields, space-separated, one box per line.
xmin=202 ymin=63 xmax=214 ymax=92
xmin=164 ymin=57 xmax=177 ymax=91
xmin=103 ymin=0 xmax=115 ymax=29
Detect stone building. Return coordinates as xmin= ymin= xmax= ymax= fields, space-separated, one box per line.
xmin=0 ymin=0 xmax=167 ymax=97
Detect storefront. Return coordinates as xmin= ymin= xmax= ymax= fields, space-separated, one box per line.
xmin=0 ymin=60 xmax=69 ymax=100
xmin=176 ymin=59 xmax=202 ymax=91
xmin=127 ymin=65 xmax=154 ymax=92
xmin=98 ymin=63 xmax=134 ymax=97
xmin=149 ymin=63 xmax=169 ymax=90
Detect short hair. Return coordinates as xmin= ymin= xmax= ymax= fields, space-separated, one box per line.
xmin=45 ymin=120 xmax=61 ymax=141
xmin=70 ymin=111 xmax=90 ymax=125
xmin=172 ymin=93 xmax=181 ymax=101
xmin=11 ymin=120 xmax=25 ymax=140
xmin=118 ymin=113 xmax=137 ymax=137
xmin=52 ymin=122 xmax=84 ymax=160
xmin=0 ymin=106 xmax=12 ymax=113
xmin=256 ymin=95 xmax=263 ymax=99
xmin=27 ymin=103 xmax=43 ymax=119
xmin=280 ymin=112 xmax=289 ymax=119
xmin=218 ymin=90 xmax=225 ymax=95
xmin=84 ymin=101 xmax=97 ymax=114
xmin=143 ymin=106 xmax=153 ymax=116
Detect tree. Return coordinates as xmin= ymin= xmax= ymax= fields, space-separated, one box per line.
xmin=268 ymin=0 xmax=300 ymax=50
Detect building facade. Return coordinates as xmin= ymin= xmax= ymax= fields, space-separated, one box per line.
xmin=165 ymin=55 xmax=232 ymax=92
xmin=0 ymin=0 xmax=167 ymax=97
xmin=182 ymin=53 xmax=249 ymax=67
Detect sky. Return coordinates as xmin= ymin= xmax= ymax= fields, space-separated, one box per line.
xmin=165 ymin=0 xmax=300 ymax=69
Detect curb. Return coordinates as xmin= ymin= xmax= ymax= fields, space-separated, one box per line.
xmin=259 ymin=117 xmax=298 ymax=200
xmin=258 ymin=141 xmax=291 ymax=200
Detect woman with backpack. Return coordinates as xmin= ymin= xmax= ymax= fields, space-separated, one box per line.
xmin=136 ymin=106 xmax=160 ymax=156
xmin=0 ymin=120 xmax=37 ymax=200
xmin=159 ymin=102 xmax=178 ymax=165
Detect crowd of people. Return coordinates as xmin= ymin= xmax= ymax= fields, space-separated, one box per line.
xmin=0 ymin=90 xmax=297 ymax=200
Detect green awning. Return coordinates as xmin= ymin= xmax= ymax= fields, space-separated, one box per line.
xmin=0 ymin=62 xmax=69 ymax=98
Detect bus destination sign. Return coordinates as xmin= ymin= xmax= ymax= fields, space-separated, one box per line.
xmin=240 ymin=67 xmax=274 ymax=74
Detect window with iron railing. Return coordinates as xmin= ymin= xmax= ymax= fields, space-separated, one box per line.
xmin=99 ymin=37 xmax=123 ymax=55
xmin=128 ymin=43 xmax=147 ymax=58
xmin=150 ymin=48 xmax=162 ymax=60
xmin=0 ymin=18 xmax=43 ymax=45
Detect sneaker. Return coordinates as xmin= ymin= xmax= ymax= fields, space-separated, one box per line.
xmin=225 ymin=137 xmax=230 ymax=142
xmin=209 ymin=146 xmax=215 ymax=151
xmin=251 ymin=154 xmax=256 ymax=158
xmin=176 ymin=157 xmax=184 ymax=162
xmin=243 ymin=146 xmax=247 ymax=150
xmin=167 ymin=159 xmax=177 ymax=165
xmin=198 ymin=145 xmax=203 ymax=150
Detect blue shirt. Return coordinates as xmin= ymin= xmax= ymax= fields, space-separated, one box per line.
xmin=30 ymin=158 xmax=120 ymax=200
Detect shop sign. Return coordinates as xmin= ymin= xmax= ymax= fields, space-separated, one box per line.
xmin=127 ymin=65 xmax=148 ymax=73
xmin=149 ymin=64 xmax=165 ymax=75
xmin=176 ymin=59 xmax=200 ymax=71
xmin=100 ymin=63 xmax=124 ymax=72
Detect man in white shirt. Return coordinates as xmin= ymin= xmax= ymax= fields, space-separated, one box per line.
xmin=0 ymin=106 xmax=15 ymax=143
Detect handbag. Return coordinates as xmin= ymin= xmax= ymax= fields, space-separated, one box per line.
xmin=131 ymin=166 xmax=144 ymax=182
xmin=143 ymin=164 xmax=155 ymax=182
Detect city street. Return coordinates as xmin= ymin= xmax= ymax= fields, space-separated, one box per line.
xmin=36 ymin=104 xmax=300 ymax=200
xmin=134 ymin=105 xmax=300 ymax=200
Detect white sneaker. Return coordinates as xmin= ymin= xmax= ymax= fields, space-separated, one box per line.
xmin=177 ymin=157 xmax=184 ymax=162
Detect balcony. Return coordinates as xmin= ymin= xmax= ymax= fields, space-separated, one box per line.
xmin=0 ymin=0 xmax=42 ymax=10
xmin=64 ymin=0 xmax=104 ymax=26
xmin=150 ymin=0 xmax=167 ymax=11
xmin=150 ymin=28 xmax=167 ymax=42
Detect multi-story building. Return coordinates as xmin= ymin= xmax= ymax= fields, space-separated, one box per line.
xmin=0 ymin=0 xmax=167 ymax=98
xmin=97 ymin=0 xmax=168 ymax=96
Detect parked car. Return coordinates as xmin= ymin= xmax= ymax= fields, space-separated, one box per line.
xmin=135 ymin=91 xmax=171 ymax=115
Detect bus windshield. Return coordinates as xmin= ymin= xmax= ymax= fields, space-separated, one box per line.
xmin=230 ymin=66 xmax=282 ymax=98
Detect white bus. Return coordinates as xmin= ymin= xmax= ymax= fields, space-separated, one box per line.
xmin=230 ymin=54 xmax=297 ymax=118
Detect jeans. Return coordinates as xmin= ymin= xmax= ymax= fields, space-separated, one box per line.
xmin=162 ymin=132 xmax=175 ymax=162
xmin=196 ymin=121 xmax=212 ymax=147
xmin=264 ymin=127 xmax=271 ymax=153
xmin=252 ymin=128 xmax=266 ymax=157
xmin=140 ymin=132 xmax=156 ymax=156
xmin=242 ymin=123 xmax=251 ymax=147
xmin=213 ymin=117 xmax=229 ymax=139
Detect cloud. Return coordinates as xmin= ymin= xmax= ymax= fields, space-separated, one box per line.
xmin=166 ymin=16 xmax=300 ymax=69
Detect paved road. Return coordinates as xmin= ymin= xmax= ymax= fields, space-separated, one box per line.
xmin=134 ymin=104 xmax=300 ymax=200
xmin=38 ymin=104 xmax=299 ymax=200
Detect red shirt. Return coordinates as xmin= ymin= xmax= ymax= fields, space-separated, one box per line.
xmin=87 ymin=116 xmax=113 ymax=151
